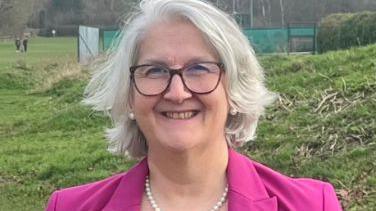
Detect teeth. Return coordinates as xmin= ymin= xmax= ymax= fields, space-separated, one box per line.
xmin=165 ymin=111 xmax=195 ymax=119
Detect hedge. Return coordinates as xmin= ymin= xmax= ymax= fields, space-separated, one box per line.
xmin=317 ymin=11 xmax=376 ymax=53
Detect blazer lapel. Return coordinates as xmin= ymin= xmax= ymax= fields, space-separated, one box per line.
xmin=102 ymin=159 xmax=149 ymax=211
xmin=227 ymin=149 xmax=278 ymax=211
xmin=229 ymin=194 xmax=277 ymax=211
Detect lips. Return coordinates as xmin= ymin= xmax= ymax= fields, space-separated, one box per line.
xmin=161 ymin=110 xmax=199 ymax=119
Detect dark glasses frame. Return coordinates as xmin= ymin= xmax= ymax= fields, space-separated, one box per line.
xmin=130 ymin=62 xmax=224 ymax=96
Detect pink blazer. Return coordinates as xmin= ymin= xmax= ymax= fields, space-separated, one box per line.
xmin=46 ymin=149 xmax=342 ymax=210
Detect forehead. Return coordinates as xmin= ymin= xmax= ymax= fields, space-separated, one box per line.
xmin=137 ymin=20 xmax=219 ymax=66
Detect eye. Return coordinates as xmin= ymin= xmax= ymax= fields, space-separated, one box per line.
xmin=185 ymin=64 xmax=210 ymax=75
xmin=138 ymin=66 xmax=169 ymax=78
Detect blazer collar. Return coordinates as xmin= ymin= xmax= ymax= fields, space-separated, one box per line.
xmin=103 ymin=159 xmax=148 ymax=211
xmin=227 ymin=148 xmax=277 ymax=211
xmin=103 ymin=149 xmax=277 ymax=211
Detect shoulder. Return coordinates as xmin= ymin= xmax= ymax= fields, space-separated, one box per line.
xmin=45 ymin=172 xmax=126 ymax=211
xmin=227 ymin=150 xmax=342 ymax=211
xmin=235 ymin=152 xmax=342 ymax=210
xmin=45 ymin=159 xmax=148 ymax=211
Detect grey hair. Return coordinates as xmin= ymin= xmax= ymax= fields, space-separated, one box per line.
xmin=83 ymin=0 xmax=276 ymax=159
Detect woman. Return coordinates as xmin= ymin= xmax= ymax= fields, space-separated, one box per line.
xmin=46 ymin=0 xmax=342 ymax=210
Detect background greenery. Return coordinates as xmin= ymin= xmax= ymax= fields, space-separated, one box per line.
xmin=318 ymin=11 xmax=376 ymax=53
xmin=0 ymin=37 xmax=375 ymax=210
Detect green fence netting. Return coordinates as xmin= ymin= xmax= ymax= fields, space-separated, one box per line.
xmin=289 ymin=27 xmax=316 ymax=37
xmin=244 ymin=27 xmax=316 ymax=53
xmin=102 ymin=30 xmax=120 ymax=51
xmin=102 ymin=27 xmax=316 ymax=54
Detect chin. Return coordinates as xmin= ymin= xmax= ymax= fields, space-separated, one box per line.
xmin=159 ymin=135 xmax=202 ymax=153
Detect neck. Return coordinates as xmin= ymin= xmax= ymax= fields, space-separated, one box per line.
xmin=146 ymin=138 xmax=229 ymax=210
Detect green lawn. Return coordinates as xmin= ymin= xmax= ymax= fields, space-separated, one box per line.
xmin=0 ymin=37 xmax=375 ymax=210
xmin=0 ymin=37 xmax=135 ymax=211
xmin=0 ymin=37 xmax=76 ymax=66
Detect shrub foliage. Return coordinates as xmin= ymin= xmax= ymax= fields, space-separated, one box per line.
xmin=318 ymin=11 xmax=376 ymax=53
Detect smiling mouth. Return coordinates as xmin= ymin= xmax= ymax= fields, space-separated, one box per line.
xmin=162 ymin=111 xmax=199 ymax=120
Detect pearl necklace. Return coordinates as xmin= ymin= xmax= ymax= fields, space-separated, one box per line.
xmin=145 ymin=176 xmax=228 ymax=211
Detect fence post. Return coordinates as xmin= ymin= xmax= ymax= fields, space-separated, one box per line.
xmin=313 ymin=23 xmax=317 ymax=54
xmin=287 ymin=23 xmax=291 ymax=55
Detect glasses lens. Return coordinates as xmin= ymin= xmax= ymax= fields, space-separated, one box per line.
xmin=132 ymin=62 xmax=222 ymax=95
xmin=183 ymin=63 xmax=221 ymax=93
xmin=133 ymin=65 xmax=170 ymax=95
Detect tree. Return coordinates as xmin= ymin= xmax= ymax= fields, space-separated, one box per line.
xmin=210 ymin=0 xmax=376 ymax=28
xmin=80 ymin=0 xmax=137 ymax=26
xmin=279 ymin=0 xmax=285 ymax=26
xmin=0 ymin=0 xmax=12 ymax=12
xmin=0 ymin=0 xmax=46 ymax=36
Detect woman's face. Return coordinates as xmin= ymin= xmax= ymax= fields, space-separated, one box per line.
xmin=131 ymin=20 xmax=229 ymax=153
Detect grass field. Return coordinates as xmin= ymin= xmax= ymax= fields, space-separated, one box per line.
xmin=0 ymin=37 xmax=135 ymax=211
xmin=0 ymin=37 xmax=375 ymax=210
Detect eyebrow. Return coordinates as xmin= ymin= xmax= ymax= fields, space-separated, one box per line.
xmin=140 ymin=56 xmax=217 ymax=67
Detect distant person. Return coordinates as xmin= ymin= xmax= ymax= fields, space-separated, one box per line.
xmin=22 ymin=37 xmax=28 ymax=53
xmin=45 ymin=0 xmax=343 ymax=210
xmin=52 ymin=29 xmax=56 ymax=37
xmin=15 ymin=37 xmax=21 ymax=52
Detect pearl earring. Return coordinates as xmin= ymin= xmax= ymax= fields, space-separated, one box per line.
xmin=230 ymin=107 xmax=237 ymax=115
xmin=128 ymin=112 xmax=135 ymax=120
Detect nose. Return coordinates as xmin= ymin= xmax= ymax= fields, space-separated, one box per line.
xmin=163 ymin=74 xmax=192 ymax=103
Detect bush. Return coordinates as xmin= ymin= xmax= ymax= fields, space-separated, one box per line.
xmin=318 ymin=11 xmax=376 ymax=53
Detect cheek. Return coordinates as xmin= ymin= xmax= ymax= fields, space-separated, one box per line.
xmin=218 ymin=88 xmax=230 ymax=123
xmin=205 ymin=86 xmax=229 ymax=122
xmin=216 ymin=84 xmax=230 ymax=111
xmin=132 ymin=91 xmax=160 ymax=118
xmin=220 ymin=75 xmax=231 ymax=101
xmin=134 ymin=96 xmax=152 ymax=113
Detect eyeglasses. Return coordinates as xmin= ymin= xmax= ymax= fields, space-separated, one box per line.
xmin=130 ymin=62 xmax=223 ymax=96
